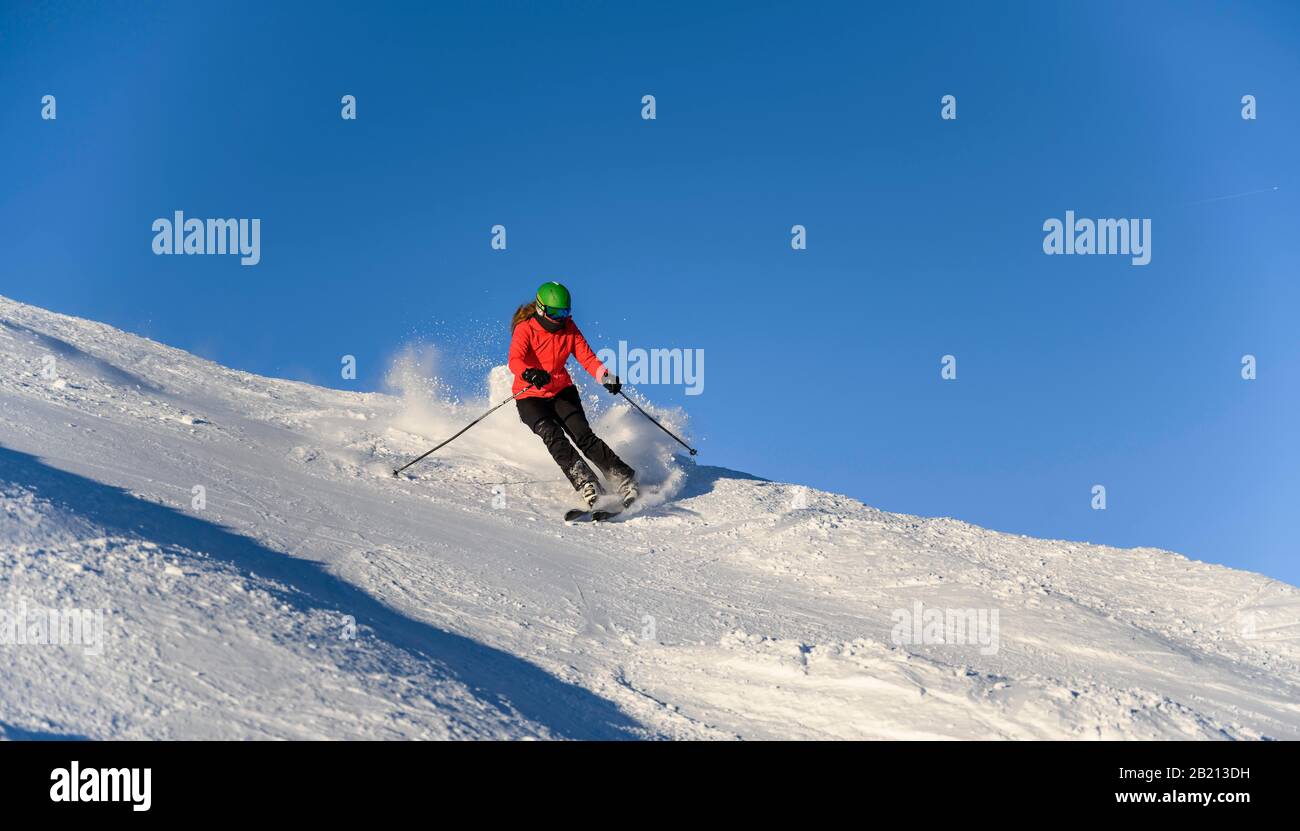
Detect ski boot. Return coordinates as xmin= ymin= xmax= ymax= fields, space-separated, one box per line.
xmin=577 ymin=480 xmax=600 ymax=510
xmin=614 ymin=472 xmax=639 ymax=508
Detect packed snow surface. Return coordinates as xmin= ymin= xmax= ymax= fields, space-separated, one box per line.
xmin=1 ymin=295 xmax=1296 ymax=740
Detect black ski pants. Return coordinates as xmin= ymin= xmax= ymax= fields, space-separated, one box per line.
xmin=517 ymin=385 xmax=634 ymax=490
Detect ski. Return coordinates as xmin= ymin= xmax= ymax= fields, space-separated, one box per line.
xmin=562 ymin=507 xmax=623 ymax=523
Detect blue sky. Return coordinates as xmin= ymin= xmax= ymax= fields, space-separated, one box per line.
xmin=2 ymin=1 xmax=1297 ymax=584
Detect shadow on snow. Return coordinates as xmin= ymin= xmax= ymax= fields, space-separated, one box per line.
xmin=0 ymin=444 xmax=647 ymax=740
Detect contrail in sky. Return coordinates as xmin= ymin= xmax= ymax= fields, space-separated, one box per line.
xmin=1188 ymin=185 xmax=1280 ymax=205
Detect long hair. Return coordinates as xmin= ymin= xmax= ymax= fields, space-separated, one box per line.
xmin=510 ymin=300 xmax=535 ymax=331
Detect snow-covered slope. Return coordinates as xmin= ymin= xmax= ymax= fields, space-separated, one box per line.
xmin=1 ymin=295 xmax=1297 ymax=740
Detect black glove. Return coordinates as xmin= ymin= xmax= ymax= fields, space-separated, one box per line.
xmin=601 ymin=373 xmax=622 ymax=395
xmin=522 ymin=368 xmax=551 ymax=388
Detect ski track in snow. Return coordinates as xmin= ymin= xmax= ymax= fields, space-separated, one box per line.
xmin=1 ymin=295 xmax=1297 ymax=740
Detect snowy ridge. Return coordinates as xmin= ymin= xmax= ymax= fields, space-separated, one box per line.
xmin=1 ymin=295 xmax=1297 ymax=740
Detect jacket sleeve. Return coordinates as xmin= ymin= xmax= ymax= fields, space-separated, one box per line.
xmin=570 ymin=324 xmax=609 ymax=380
xmin=508 ymin=323 xmax=534 ymax=378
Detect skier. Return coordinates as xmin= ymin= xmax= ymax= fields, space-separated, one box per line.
xmin=510 ymin=281 xmax=638 ymax=511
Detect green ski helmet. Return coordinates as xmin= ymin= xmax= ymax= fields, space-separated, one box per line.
xmin=535 ymin=281 xmax=572 ymax=320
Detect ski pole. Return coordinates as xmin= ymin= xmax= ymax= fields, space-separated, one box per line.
xmin=619 ymin=389 xmax=697 ymax=456
xmin=392 ymin=387 xmax=533 ymax=477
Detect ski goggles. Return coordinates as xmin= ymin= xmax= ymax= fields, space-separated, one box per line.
xmin=537 ymin=302 xmax=571 ymax=320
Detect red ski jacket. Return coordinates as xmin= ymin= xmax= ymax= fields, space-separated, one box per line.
xmin=508 ymin=316 xmax=608 ymax=399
